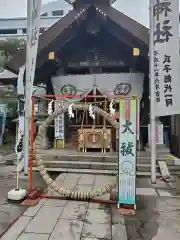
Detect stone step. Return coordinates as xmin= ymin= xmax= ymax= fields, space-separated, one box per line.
xmin=35 ymin=160 xmax=160 ymax=172
xmin=145 ymin=146 xmax=170 ymax=153
xmin=35 ymin=154 xmax=173 ymax=165
xmin=32 ymin=167 xmax=162 ymax=176
xmin=34 ymin=158 xmax=180 ymax=175
xmin=32 ymin=167 xmax=117 ymax=175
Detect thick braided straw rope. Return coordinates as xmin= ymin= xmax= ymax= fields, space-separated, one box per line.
xmin=35 ymin=103 xmax=119 ymax=200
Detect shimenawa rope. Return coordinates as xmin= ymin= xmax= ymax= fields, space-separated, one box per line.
xmin=34 ymin=103 xmax=119 ymax=200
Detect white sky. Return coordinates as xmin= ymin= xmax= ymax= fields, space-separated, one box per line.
xmin=0 ymin=0 xmax=179 ymax=27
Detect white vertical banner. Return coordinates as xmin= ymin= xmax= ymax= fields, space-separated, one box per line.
xmin=54 ymin=100 xmax=64 ymax=142
xmin=16 ymin=66 xmax=25 ymax=156
xmin=148 ymin=123 xmax=164 ymax=145
xmin=118 ymin=99 xmax=136 ymax=206
xmin=24 ymin=0 xmax=42 ymax=175
xmin=136 ymin=98 xmax=140 ymax=142
xmin=17 ymin=65 xmax=25 ymax=97
xmin=26 ymin=0 xmax=42 ymax=100
xmin=153 ymin=0 xmax=179 ymax=116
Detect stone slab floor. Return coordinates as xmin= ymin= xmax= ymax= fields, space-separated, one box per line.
xmin=2 ymin=173 xmax=180 ymax=239
xmin=0 ymin=164 xmax=48 ymax=239
xmin=1 ymin=198 xmax=118 ymax=240
xmin=1 ymin=173 xmax=123 ymax=240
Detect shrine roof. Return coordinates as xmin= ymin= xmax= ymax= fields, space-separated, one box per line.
xmin=6 ymin=5 xmax=148 ymax=74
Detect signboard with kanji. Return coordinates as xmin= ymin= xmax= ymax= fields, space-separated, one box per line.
xmin=153 ymin=0 xmax=179 ymax=116
xmin=148 ymin=123 xmax=164 ymax=145
xmin=26 ymin=0 xmax=41 ymax=112
xmin=54 ymin=101 xmax=64 ymax=148
xmin=118 ymin=99 xmax=136 ymax=205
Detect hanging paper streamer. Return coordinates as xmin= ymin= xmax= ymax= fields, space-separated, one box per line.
xmin=89 ymin=104 xmax=95 ymax=120
xmin=68 ymin=103 xmax=74 ymax=118
xmin=109 ymin=100 xmax=115 ymax=116
xmin=118 ymin=98 xmax=137 ymax=206
xmin=0 ymin=105 xmax=6 ymax=145
xmin=48 ymin=100 xmax=53 ymax=115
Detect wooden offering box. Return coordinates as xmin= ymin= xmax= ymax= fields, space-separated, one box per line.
xmin=78 ymin=128 xmax=112 ymax=152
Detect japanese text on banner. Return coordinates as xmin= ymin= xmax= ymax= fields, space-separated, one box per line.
xmin=118 ymin=99 xmax=136 ymax=205
xmin=153 ymin=0 xmax=179 ymax=116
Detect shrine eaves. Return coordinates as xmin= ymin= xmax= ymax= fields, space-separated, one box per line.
xmin=64 ymin=0 xmax=116 ymax=6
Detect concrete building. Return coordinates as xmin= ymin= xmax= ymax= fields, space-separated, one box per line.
xmin=0 ymin=0 xmax=71 ymax=40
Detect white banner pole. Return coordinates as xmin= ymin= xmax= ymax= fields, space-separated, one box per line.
xmin=24 ymin=0 xmax=41 ymax=175
xmin=24 ymin=0 xmax=31 ymax=176
xmin=149 ymin=0 xmax=156 ymax=183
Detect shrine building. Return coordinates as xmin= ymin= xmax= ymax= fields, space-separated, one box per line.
xmin=6 ymin=0 xmax=174 ymax=154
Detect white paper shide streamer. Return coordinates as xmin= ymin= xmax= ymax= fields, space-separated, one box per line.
xmin=89 ymin=104 xmax=95 ymax=120
xmin=48 ymin=100 xmax=53 ymax=115
xmin=68 ymin=104 xmax=74 ymax=118
xmin=109 ymin=100 xmax=115 ymax=116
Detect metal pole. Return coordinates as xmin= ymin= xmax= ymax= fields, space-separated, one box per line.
xmin=149 ymin=0 xmax=156 ymax=183
xmin=24 ymin=0 xmax=31 ymax=176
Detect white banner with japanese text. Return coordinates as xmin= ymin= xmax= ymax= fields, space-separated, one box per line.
xmin=153 ymin=0 xmax=179 ymax=116
xmin=16 ymin=66 xmax=25 ymax=158
xmin=118 ymin=99 xmax=136 ymax=205
xmin=26 ymin=0 xmax=41 ymax=106
xmin=148 ymin=123 xmax=164 ymax=145
xmin=54 ymin=100 xmax=64 ymax=144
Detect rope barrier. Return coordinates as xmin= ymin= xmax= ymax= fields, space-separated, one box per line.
xmin=34 ymin=103 xmax=119 ymax=200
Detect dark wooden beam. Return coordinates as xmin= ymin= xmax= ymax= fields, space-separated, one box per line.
xmin=97 ymin=15 xmax=148 ymax=58
xmin=62 ymin=38 xmax=135 ymax=70
xmin=36 ymin=19 xmax=83 ymax=69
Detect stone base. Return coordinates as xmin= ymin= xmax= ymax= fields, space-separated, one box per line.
xmin=118 ymin=207 xmax=136 ymax=216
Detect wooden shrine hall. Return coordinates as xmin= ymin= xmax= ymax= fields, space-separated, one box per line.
xmin=6 ymin=0 xmax=173 ymax=154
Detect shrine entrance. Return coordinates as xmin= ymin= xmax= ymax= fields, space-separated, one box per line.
xmin=63 ymin=89 xmax=119 ymax=152
xmin=50 ymin=73 xmax=144 ymax=152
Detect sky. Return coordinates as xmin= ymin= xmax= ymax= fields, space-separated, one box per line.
xmin=0 ymin=0 xmax=179 ymax=27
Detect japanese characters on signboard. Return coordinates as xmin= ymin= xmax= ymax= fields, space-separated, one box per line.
xmin=54 ymin=101 xmax=64 ymax=140
xmin=118 ymin=99 xmax=136 ymax=205
xmin=26 ymin=0 xmax=41 ymax=111
xmin=153 ymin=0 xmax=179 ymax=116
xmin=16 ymin=66 xmax=25 ymax=156
xmin=148 ymin=123 xmax=164 ymax=145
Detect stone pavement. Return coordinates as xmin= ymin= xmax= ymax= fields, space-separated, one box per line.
xmin=46 ymin=173 xmax=180 ymax=198
xmin=0 ymin=164 xmax=52 ymax=239
xmin=1 ymin=173 xmax=180 ymax=239
xmin=2 ymin=196 xmax=180 ymax=240
xmin=125 ymin=196 xmax=180 ymax=240
xmin=0 ymin=173 xmax=124 ymax=240
xmin=1 ymin=198 xmax=118 ymax=240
